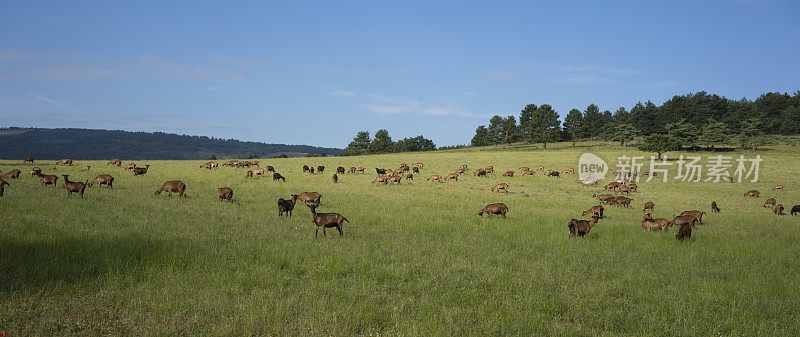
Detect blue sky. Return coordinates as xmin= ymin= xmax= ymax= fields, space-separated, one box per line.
xmin=1 ymin=1 xmax=798 ymax=147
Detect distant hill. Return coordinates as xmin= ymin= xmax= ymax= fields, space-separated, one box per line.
xmin=0 ymin=128 xmax=343 ymax=160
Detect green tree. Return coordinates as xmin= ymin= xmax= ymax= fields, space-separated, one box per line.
xmin=345 ymin=131 xmax=371 ymax=156
xmin=395 ymin=136 xmax=436 ymax=152
xmin=581 ymin=104 xmax=603 ymax=139
xmin=562 ymin=108 xmax=584 ymax=147
xmin=778 ymin=105 xmax=800 ymax=135
xmin=699 ymin=121 xmax=729 ymax=150
xmin=529 ymin=104 xmax=561 ymax=149
xmin=518 ymin=104 xmax=537 ymax=141
xmin=666 ymin=118 xmax=699 ymax=150
xmin=500 ymin=115 xmax=518 ymax=146
xmin=487 ymin=115 xmax=505 ymax=147
xmin=471 ymin=126 xmax=491 ymax=147
xmin=738 ymin=119 xmax=765 ymax=151
xmin=368 ymin=129 xmax=394 ymax=154
xmin=613 ymin=123 xmax=638 ymax=147
xmin=637 ymin=134 xmax=682 ymax=159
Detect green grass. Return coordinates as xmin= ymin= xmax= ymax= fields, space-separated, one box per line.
xmin=2 ymin=143 xmax=800 ymax=335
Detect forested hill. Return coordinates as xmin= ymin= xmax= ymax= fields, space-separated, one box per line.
xmin=0 ymin=128 xmax=343 ymax=160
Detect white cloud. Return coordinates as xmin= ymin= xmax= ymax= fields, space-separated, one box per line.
xmin=28 ymin=94 xmax=69 ymax=110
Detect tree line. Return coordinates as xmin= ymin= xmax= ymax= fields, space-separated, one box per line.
xmin=471 ymin=91 xmax=800 ymax=152
xmin=344 ymin=130 xmax=436 ymax=155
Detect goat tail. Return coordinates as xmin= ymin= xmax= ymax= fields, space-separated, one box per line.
xmin=343 ymin=216 xmax=349 ymax=223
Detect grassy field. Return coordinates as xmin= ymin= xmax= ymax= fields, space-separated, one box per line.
xmin=2 ymin=142 xmax=800 ymax=335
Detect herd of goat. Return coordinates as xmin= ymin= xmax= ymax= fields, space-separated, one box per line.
xmin=2 ymin=156 xmax=797 ymax=240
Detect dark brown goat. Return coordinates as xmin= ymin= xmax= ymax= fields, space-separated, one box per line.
xmin=744 ymin=190 xmax=760 ymax=197
xmin=88 ymin=174 xmax=114 ymax=188
xmin=764 ymin=198 xmax=776 ymax=208
xmin=479 ymin=203 xmax=508 ymax=218
xmin=278 ymin=194 xmax=299 ymax=217
xmin=582 ymin=205 xmax=604 ymax=218
xmin=30 ymin=167 xmax=42 ymax=176
xmin=613 ymin=196 xmax=633 ymax=208
xmin=376 ymin=168 xmax=387 ymax=175
xmin=679 ymin=210 xmax=706 ymax=224
xmin=332 ymin=173 xmax=338 ymax=183
xmin=57 ymin=159 xmax=73 ymax=166
xmin=217 ymin=187 xmax=233 ymax=201
xmin=337 ymin=166 xmax=346 ymax=174
xmin=669 ymin=215 xmax=697 ymax=228
xmin=155 ymin=180 xmax=186 ymax=197
xmin=0 ymin=178 xmax=8 ymax=197
xmin=412 ymin=166 xmax=419 ymax=173
xmin=273 ymin=172 xmax=286 ymax=181
xmin=317 ymin=166 xmax=325 ymax=174
xmin=107 ymin=159 xmax=122 ymax=166
xmin=642 ymin=213 xmax=670 ymax=232
xmin=24 ymin=156 xmax=34 ymax=163
xmin=569 ymin=215 xmax=599 ymax=237
xmin=791 ymin=205 xmax=800 ymax=216
xmin=62 ymin=175 xmax=87 ymax=198
xmin=307 ymin=203 xmax=349 ymax=237
xmin=133 ymin=165 xmax=150 ymax=176
xmin=503 ymin=170 xmax=514 ymax=177
xmin=593 ymin=194 xmax=615 ymax=204
xmin=774 ymin=204 xmax=784 ymax=215
xmin=36 ymin=172 xmax=58 ymax=186
xmin=675 ymin=223 xmax=692 ymax=242
xmin=267 ymin=165 xmax=275 ymax=172
xmin=711 ymin=201 xmax=721 ymax=213
xmin=643 ymin=201 xmax=655 ymax=212
xmin=297 ymin=192 xmax=322 ymax=204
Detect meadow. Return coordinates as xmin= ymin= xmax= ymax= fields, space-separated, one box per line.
xmin=2 ymin=142 xmax=800 ymax=335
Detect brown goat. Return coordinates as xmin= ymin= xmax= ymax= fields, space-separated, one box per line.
xmin=388 ymin=176 xmax=402 ymax=185
xmin=332 ymin=173 xmax=338 ymax=183
xmin=582 ymin=205 xmax=604 ymax=218
xmin=519 ymin=167 xmax=530 ymax=172
xmin=62 ymin=175 xmax=88 ymax=198
xmin=30 ymin=167 xmax=42 ymax=176
xmin=79 ymin=166 xmax=91 ymax=172
xmin=675 ymin=223 xmax=692 ymax=241
xmin=307 ymin=203 xmax=349 ymax=237
xmin=36 ymin=172 xmax=58 ymax=186
xmin=593 ymin=194 xmax=615 ymax=204
xmin=133 ymin=165 xmax=150 ymax=176
xmin=349 ymin=166 xmax=356 ymax=174
xmin=616 ymin=185 xmax=632 ymax=195
xmin=503 ymin=170 xmax=514 ymax=177
xmin=297 ymin=192 xmax=322 ymax=204
xmin=124 ymin=163 xmax=136 ymax=170
xmin=774 ymin=204 xmax=785 ymax=215
xmin=372 ymin=176 xmax=389 ymax=184
xmin=3 ymin=169 xmax=21 ymax=179
xmin=791 ymin=205 xmax=800 ymax=216
xmin=245 ymin=170 xmax=254 ymax=178
xmin=523 ymin=170 xmax=535 ymax=176
xmin=773 ymin=185 xmax=784 ymax=190
xmin=57 ymin=159 xmax=73 ymax=166
xmin=267 ymin=165 xmax=275 ymax=172
xmin=217 ymin=187 xmax=234 ymax=201
xmin=278 ymin=194 xmax=299 ymax=216
xmin=317 ymin=166 xmax=325 ymax=174
xmin=711 ymin=201 xmax=721 ymax=213
xmin=764 ymin=198 xmax=776 ymax=208
xmin=88 ymin=174 xmax=114 ymax=188
xmin=303 ymin=165 xmax=310 ymax=173
xmin=669 ymin=215 xmax=697 ymax=228
xmin=605 ymin=181 xmax=621 ymax=190
xmin=642 ymin=213 xmax=670 ymax=232
xmin=253 ymin=168 xmax=265 ymax=177
xmin=569 ymin=215 xmax=599 ymax=237
xmin=107 ymin=159 xmax=122 ymax=166
xmin=201 ymin=162 xmax=213 ymax=170
xmin=375 ymin=168 xmax=387 ymax=175
xmin=643 ymin=201 xmax=655 ymax=212
xmin=445 ymin=173 xmax=459 ymax=181
xmin=412 ymin=166 xmax=419 ymax=173
xmin=427 ymin=175 xmax=443 ymax=182
xmin=155 ymin=180 xmax=186 ymax=197
xmin=24 ymin=156 xmax=34 ymax=163
xmin=356 ymin=167 xmax=366 ymax=174
xmin=627 ymin=184 xmax=638 ymax=192
xmin=491 ymin=183 xmax=509 ymax=193
xmin=479 ymin=203 xmax=508 ymax=218
xmin=613 ymin=196 xmax=633 ymax=207
xmin=273 ymin=172 xmax=286 ymax=181
xmin=337 ymin=166 xmax=346 ymax=174
xmin=744 ymin=190 xmax=760 ymax=197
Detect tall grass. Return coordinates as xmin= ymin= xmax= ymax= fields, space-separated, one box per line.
xmin=2 ymin=144 xmax=799 ymax=335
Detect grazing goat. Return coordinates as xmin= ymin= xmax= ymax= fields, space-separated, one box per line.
xmin=764 ymin=198 xmax=776 ymax=208
xmin=201 ymin=162 xmax=213 ymax=170
xmin=30 ymin=167 xmax=42 ymax=176
xmin=643 ymin=201 xmax=655 ymax=212
xmin=669 ymin=215 xmax=697 ymax=228
xmin=582 ymin=205 xmax=604 ymax=218
xmin=593 ymin=194 xmax=614 ymax=204
xmin=616 ymin=185 xmax=632 ymax=195
xmin=356 ymin=167 xmax=365 ymax=174
xmin=679 ymin=210 xmax=706 ymax=224
xmin=62 ymin=175 xmax=87 ymax=198
xmin=24 ymin=156 xmax=34 ymax=163
xmin=642 ymin=213 xmax=670 ymax=232
xmin=744 ymin=190 xmax=760 ymax=197
xmin=475 ymin=170 xmax=487 ymax=177
xmin=376 ymin=168 xmax=387 ymax=175
xmin=627 ymin=184 xmax=638 ymax=192
xmin=57 ymin=159 xmax=73 ymax=166
xmin=124 ymin=163 xmax=136 ymax=170
xmin=317 ymin=166 xmax=325 ymax=174
xmin=523 ymin=170 xmax=535 ymax=176
xmin=791 ymin=205 xmax=800 ymax=216
xmin=337 ymin=166 xmax=346 ymax=174
xmin=711 ymin=201 xmax=721 ymax=213
xmin=479 ymin=203 xmax=508 ymax=218
xmin=491 ymin=183 xmax=509 ymax=193
xmin=445 ymin=173 xmax=459 ymax=181
xmin=427 ymin=175 xmax=443 ymax=182
xmin=503 ymin=170 xmax=514 ymax=177
xmin=569 ymin=215 xmax=599 ymax=237
xmin=303 ymin=165 xmax=310 ymax=173
xmin=774 ymin=204 xmax=784 ymax=215
xmin=155 ymin=180 xmax=186 ymax=197
xmin=485 ymin=167 xmax=494 ymax=174
xmin=613 ymin=196 xmax=633 ymax=207
xmin=253 ymin=168 xmax=265 ymax=177
xmin=217 ymin=187 xmax=233 ymax=201
xmin=307 ymin=203 xmax=348 ymax=237
xmin=332 ymin=173 xmax=338 ymax=183
xmin=388 ymin=176 xmax=402 ymax=185
xmin=0 ymin=178 xmax=8 ymax=197
xmin=519 ymin=167 xmax=530 ymax=172
xmin=88 ymin=174 xmax=114 ymax=188
xmin=246 ymin=170 xmax=254 ymax=178
xmin=297 ymin=192 xmax=322 ymax=204
xmin=675 ymin=223 xmax=692 ymax=242
xmin=107 ymin=159 xmax=122 ymax=166
xmin=372 ymin=176 xmax=389 ymax=184
xmin=273 ymin=172 xmax=286 ymax=181
xmin=412 ymin=167 xmax=420 ymax=173
xmin=267 ymin=165 xmax=275 ymax=172
xmin=547 ymin=171 xmax=560 ymax=178
xmin=604 ymin=182 xmax=621 ymax=190
xmin=773 ymin=185 xmax=784 ymax=190
xmin=406 ymin=173 xmax=414 ymax=180
xmin=133 ymin=165 xmax=150 ymax=176
xmin=3 ymin=169 xmax=21 ymax=179
xmin=278 ymin=194 xmax=299 ymax=216
xmin=36 ymin=172 xmax=58 ymax=186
